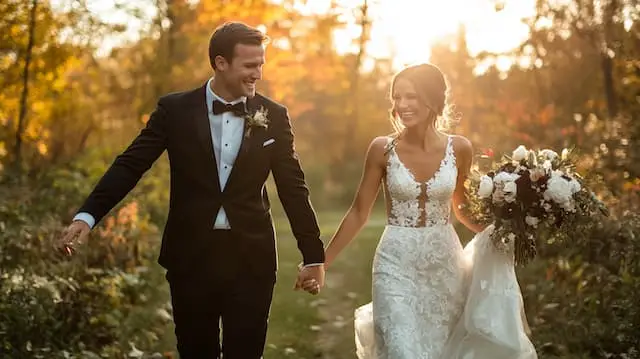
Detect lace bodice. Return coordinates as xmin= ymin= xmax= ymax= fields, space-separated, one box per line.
xmin=384 ymin=136 xmax=457 ymax=227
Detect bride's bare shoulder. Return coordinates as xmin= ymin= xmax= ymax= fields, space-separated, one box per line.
xmin=366 ymin=136 xmax=394 ymax=164
xmin=450 ymin=135 xmax=473 ymax=154
xmin=449 ymin=135 xmax=473 ymax=165
xmin=369 ymin=135 xmax=394 ymax=151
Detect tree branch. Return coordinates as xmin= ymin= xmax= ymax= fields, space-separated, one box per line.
xmin=13 ymin=0 xmax=38 ymax=171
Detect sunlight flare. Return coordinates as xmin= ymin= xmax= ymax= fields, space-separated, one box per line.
xmin=293 ymin=0 xmax=536 ymax=68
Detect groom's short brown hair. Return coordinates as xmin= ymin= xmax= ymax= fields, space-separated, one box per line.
xmin=209 ymin=22 xmax=269 ymax=70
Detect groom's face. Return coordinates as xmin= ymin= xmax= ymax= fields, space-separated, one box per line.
xmin=217 ymin=43 xmax=265 ymax=98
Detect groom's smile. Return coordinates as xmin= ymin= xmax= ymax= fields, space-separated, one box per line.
xmin=244 ymin=78 xmax=257 ymax=94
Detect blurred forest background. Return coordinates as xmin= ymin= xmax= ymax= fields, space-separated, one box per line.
xmin=0 ymin=0 xmax=638 ymax=358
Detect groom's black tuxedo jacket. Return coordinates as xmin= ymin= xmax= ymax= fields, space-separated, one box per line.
xmin=77 ymin=83 xmax=325 ymax=276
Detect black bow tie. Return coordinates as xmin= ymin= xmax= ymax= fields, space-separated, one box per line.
xmin=212 ymin=100 xmax=246 ymax=116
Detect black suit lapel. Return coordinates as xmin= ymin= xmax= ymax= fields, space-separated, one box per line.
xmin=193 ymin=84 xmax=221 ymax=194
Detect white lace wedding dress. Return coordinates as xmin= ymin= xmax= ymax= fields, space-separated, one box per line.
xmin=354 ymin=136 xmax=537 ymax=359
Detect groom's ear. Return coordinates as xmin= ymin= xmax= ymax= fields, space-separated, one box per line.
xmin=214 ymin=55 xmax=229 ymax=72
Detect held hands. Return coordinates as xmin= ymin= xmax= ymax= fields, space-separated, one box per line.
xmin=294 ymin=263 xmax=325 ymax=295
xmin=54 ymin=220 xmax=90 ymax=256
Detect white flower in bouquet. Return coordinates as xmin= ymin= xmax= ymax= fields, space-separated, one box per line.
xmin=540 ymin=149 xmax=559 ymax=161
xmin=493 ymin=171 xmax=520 ymax=184
xmin=478 ymin=175 xmax=494 ymax=198
xmin=544 ymin=173 xmax=572 ymax=203
xmin=503 ymin=181 xmax=517 ymax=194
xmin=525 ymin=215 xmax=540 ymax=228
xmin=544 ymin=172 xmax=581 ymax=212
xmin=490 ymin=172 xmax=519 ymax=203
xmin=561 ymin=148 xmax=570 ymax=160
xmin=542 ymin=160 xmax=553 ymax=171
xmin=512 ymin=145 xmax=528 ymax=162
xmin=503 ymin=181 xmax=518 ymax=203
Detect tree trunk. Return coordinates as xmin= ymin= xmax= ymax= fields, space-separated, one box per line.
xmin=601 ymin=53 xmax=617 ymax=117
xmin=13 ymin=0 xmax=38 ymax=171
xmin=342 ymin=0 xmax=370 ymax=160
xmin=601 ymin=0 xmax=619 ymax=118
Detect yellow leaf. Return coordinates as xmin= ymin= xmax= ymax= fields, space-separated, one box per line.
xmin=37 ymin=141 xmax=48 ymax=155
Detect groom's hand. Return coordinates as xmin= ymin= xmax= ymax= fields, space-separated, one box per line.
xmin=294 ymin=264 xmax=325 ymax=295
xmin=55 ymin=220 xmax=90 ymax=256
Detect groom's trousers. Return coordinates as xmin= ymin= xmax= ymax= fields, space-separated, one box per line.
xmin=166 ymin=229 xmax=276 ymax=358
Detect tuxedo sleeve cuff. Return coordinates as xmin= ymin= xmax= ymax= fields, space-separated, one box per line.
xmin=303 ymin=263 xmax=324 ymax=267
xmin=298 ymin=262 xmax=325 ymax=270
xmin=73 ymin=212 xmax=96 ymax=229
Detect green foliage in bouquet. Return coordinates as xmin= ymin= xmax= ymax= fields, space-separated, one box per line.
xmin=464 ymin=145 xmax=609 ymax=266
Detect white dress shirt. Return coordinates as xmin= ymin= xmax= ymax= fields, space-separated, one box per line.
xmin=205 ymin=78 xmax=247 ymax=229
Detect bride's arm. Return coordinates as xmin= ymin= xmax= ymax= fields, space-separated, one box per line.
xmin=452 ymin=135 xmax=486 ymax=233
xmin=323 ymin=137 xmax=387 ymax=269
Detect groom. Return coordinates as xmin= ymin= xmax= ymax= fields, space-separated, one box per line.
xmin=56 ymin=21 xmax=326 ymax=358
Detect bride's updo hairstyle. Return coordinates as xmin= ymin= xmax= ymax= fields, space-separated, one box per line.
xmin=389 ymin=63 xmax=458 ymax=134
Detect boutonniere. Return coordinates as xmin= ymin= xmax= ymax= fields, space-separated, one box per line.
xmin=244 ymin=106 xmax=269 ymax=139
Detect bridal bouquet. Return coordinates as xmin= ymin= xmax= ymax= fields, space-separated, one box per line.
xmin=466 ymin=145 xmax=608 ymax=265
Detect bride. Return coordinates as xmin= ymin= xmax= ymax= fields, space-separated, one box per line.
xmin=314 ymin=63 xmax=537 ymax=358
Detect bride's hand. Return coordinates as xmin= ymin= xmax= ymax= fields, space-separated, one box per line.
xmin=294 ymin=264 xmax=325 ymax=295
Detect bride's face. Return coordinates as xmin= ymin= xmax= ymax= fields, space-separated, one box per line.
xmin=391 ymin=77 xmax=431 ymax=128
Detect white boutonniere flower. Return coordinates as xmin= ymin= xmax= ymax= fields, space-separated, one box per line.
xmin=244 ymin=106 xmax=269 ymax=139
